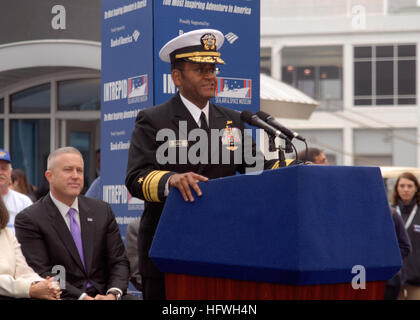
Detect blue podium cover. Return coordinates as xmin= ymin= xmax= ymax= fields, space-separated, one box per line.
xmin=149 ymin=166 xmax=402 ymax=285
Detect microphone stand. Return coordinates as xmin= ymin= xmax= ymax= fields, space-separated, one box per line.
xmin=284 ymin=139 xmax=293 ymax=154
xmin=267 ymin=133 xmax=286 ymax=167
xmin=279 ymin=136 xmax=299 ymax=167
xmin=278 ymin=143 xmax=287 ymax=167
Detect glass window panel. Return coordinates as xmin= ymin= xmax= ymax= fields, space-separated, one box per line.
xmin=320 ymin=66 xmax=342 ymax=100
xmin=297 ymin=67 xmax=315 ymax=97
xmin=398 ymin=45 xmax=416 ymax=57
xmin=10 ymin=119 xmax=50 ymax=187
xmin=10 ymin=84 xmax=50 ymax=113
xmin=376 ymin=46 xmax=394 ymax=58
xmin=376 ymin=61 xmax=394 ymax=95
xmin=0 ymin=98 xmax=3 ymax=113
xmin=320 ymin=66 xmax=339 ymax=79
xmin=58 ymin=78 xmax=100 ymax=111
xmin=297 ymin=80 xmax=315 ymax=98
xmin=354 ymin=61 xmax=372 ymax=96
xmin=0 ymin=120 xmax=3 ymax=148
xmin=297 ymin=67 xmax=315 ymax=80
xmin=354 ymin=99 xmax=372 ymax=106
xmin=398 ymin=98 xmax=416 ymax=105
xmin=354 ymin=46 xmax=372 ymax=58
xmin=261 ymin=67 xmax=271 ymax=75
xmin=320 ymin=79 xmax=342 ymax=100
xmin=260 ymin=47 xmax=272 ymax=76
xmin=70 ymin=131 xmax=91 ymax=188
xmin=282 ymin=66 xmax=294 ymax=84
xmin=376 ymin=98 xmax=394 ymax=105
xmin=398 ymin=60 xmax=416 ymax=95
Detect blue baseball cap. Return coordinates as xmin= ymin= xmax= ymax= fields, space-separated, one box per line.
xmin=0 ymin=149 xmax=11 ymax=163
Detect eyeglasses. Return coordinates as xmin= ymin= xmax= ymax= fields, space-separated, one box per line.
xmin=178 ymin=66 xmax=221 ymax=76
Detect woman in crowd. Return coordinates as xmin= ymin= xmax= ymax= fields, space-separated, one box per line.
xmin=11 ymin=169 xmax=36 ymax=202
xmin=0 ymin=196 xmax=61 ymax=300
xmin=392 ymin=172 xmax=420 ymax=299
xmin=384 ymin=205 xmax=411 ymax=300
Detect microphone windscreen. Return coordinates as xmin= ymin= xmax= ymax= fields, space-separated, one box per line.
xmin=240 ymin=110 xmax=254 ymax=123
xmin=256 ymin=111 xmax=270 ymax=121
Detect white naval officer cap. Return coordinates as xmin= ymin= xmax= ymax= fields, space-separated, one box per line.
xmin=159 ymin=29 xmax=225 ymax=64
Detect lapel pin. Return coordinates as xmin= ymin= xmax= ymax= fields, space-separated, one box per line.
xmin=87 ymin=218 xmax=93 ymax=222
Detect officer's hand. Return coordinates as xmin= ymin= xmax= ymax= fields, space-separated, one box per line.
xmin=168 ymin=172 xmax=208 ymax=202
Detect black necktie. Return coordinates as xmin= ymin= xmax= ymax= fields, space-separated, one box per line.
xmin=199 ymin=112 xmax=210 ymax=160
xmin=200 ymin=112 xmax=209 ymax=131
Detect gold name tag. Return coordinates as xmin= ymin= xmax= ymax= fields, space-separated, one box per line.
xmin=168 ymin=140 xmax=188 ymax=148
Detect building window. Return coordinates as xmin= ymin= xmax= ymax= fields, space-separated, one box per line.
xmin=290 ymin=129 xmax=343 ymax=165
xmin=58 ymin=78 xmax=100 ymax=111
xmin=282 ymin=46 xmax=343 ymax=111
xmin=354 ymin=44 xmax=416 ymax=106
xmin=261 ymin=47 xmax=272 ymax=75
xmin=70 ymin=131 xmax=91 ymax=186
xmin=10 ymin=119 xmax=50 ymax=187
xmin=1 ymin=67 xmax=100 ymax=193
xmin=354 ymin=129 xmax=393 ymax=166
xmin=0 ymin=120 xmax=4 ymax=148
xmin=10 ymin=84 xmax=51 ymax=113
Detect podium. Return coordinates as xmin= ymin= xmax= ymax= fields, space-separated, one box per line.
xmin=149 ymin=165 xmax=402 ymax=300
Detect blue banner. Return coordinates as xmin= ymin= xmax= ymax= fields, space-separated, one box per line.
xmin=101 ymin=0 xmax=153 ymax=241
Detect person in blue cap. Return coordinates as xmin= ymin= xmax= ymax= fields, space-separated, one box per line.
xmin=0 ymin=149 xmax=33 ymax=233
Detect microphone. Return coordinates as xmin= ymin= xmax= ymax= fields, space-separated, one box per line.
xmin=256 ymin=111 xmax=306 ymax=142
xmin=240 ymin=110 xmax=289 ymax=140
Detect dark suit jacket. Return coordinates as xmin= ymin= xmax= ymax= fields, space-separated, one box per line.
xmin=125 ymin=93 xmax=279 ymax=278
xmin=15 ymin=194 xmax=130 ymax=299
xmin=126 ymin=218 xmax=142 ymax=291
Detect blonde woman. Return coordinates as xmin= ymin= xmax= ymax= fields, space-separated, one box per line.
xmin=0 ymin=196 xmax=61 ymax=300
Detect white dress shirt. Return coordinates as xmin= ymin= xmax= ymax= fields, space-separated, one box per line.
xmin=179 ymin=93 xmax=210 ymax=128
xmin=49 ymin=192 xmax=80 ymax=228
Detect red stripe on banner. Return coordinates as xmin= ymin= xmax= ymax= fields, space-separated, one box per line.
xmin=218 ymin=78 xmax=223 ymax=96
xmin=248 ymin=80 xmax=251 ymax=98
xmin=145 ymin=75 xmax=148 ymax=94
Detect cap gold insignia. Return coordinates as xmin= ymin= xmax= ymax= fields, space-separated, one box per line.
xmin=0 ymin=151 xmax=6 ymax=157
xmin=201 ymin=33 xmax=216 ymax=51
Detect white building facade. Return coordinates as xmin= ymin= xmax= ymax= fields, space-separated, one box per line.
xmin=261 ymin=0 xmax=420 ymax=166
xmin=0 ymin=0 xmax=101 ymax=188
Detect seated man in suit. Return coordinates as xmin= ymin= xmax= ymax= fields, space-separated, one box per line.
xmin=15 ymin=147 xmax=130 ymax=300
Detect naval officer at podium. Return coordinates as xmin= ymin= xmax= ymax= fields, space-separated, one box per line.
xmin=125 ymin=28 xmax=280 ymax=300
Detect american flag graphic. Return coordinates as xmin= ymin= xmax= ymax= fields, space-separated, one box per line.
xmin=128 ymin=74 xmax=148 ymax=98
xmin=216 ymin=77 xmax=252 ymax=99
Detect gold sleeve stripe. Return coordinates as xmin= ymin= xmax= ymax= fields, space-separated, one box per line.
xmin=148 ymin=171 xmax=171 ymax=202
xmin=142 ymin=171 xmax=161 ymax=202
xmin=271 ymin=160 xmax=280 ymax=170
xmin=285 ymin=159 xmax=294 ymax=166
